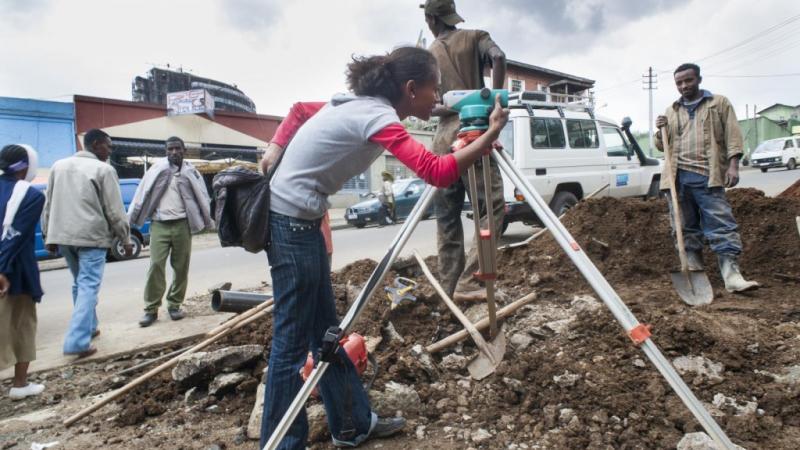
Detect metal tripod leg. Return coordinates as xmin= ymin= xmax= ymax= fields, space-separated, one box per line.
xmin=263 ymin=185 xmax=438 ymax=450
xmin=466 ymin=161 xmax=498 ymax=337
xmin=491 ymin=149 xmax=737 ymax=450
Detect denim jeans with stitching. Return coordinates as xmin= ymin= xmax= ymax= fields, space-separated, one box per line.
xmin=260 ymin=212 xmax=373 ymax=449
xmin=60 ymin=246 xmax=106 ymax=354
xmin=667 ymin=170 xmax=742 ymax=257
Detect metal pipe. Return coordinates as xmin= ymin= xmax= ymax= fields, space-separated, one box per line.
xmin=264 ymin=185 xmax=438 ymax=450
xmin=492 ymin=149 xmax=736 ymax=449
xmin=211 ymin=290 xmax=273 ymax=313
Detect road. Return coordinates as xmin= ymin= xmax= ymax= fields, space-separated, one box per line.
xmin=4 ymin=166 xmax=796 ymax=378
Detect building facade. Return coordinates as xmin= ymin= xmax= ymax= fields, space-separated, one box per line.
xmin=502 ymin=60 xmax=595 ymax=104
xmin=132 ymin=68 xmax=257 ymax=114
xmin=739 ymin=103 xmax=800 ymax=153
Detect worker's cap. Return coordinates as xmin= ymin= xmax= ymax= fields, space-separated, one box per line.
xmin=420 ymin=0 xmax=464 ymax=26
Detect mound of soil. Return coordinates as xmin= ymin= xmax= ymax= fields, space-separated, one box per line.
xmin=13 ymin=189 xmax=798 ymax=449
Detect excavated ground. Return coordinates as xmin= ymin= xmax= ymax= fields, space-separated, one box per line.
xmin=1 ymin=188 xmax=799 ymax=449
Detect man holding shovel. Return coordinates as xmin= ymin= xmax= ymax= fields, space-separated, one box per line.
xmin=655 ymin=63 xmax=758 ymax=293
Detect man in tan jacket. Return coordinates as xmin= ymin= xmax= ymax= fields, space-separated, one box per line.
xmin=42 ymin=129 xmax=131 ymax=357
xmin=655 ymin=63 xmax=758 ymax=293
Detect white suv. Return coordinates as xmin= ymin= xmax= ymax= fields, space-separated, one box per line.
xmin=749 ymin=136 xmax=800 ymax=172
xmin=497 ymin=91 xmax=662 ymax=229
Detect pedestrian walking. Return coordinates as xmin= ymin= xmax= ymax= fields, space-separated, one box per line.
xmin=42 ymin=129 xmax=132 ymax=358
xmin=421 ymin=0 xmax=508 ymax=302
xmin=0 ymin=144 xmax=46 ymax=399
xmin=259 ymin=46 xmax=508 ymax=449
xmin=377 ymin=171 xmax=395 ymax=226
xmin=655 ymin=63 xmax=759 ymax=293
xmin=128 ymin=136 xmax=213 ymax=327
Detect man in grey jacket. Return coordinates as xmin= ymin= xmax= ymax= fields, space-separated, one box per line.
xmin=42 ymin=129 xmax=132 ymax=358
xmin=129 ymin=136 xmax=213 ymax=327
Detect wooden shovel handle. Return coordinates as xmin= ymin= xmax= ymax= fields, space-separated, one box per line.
xmin=660 ymin=125 xmax=691 ymax=274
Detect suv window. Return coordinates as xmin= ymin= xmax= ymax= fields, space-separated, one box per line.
xmin=602 ymin=126 xmax=629 ymax=157
xmin=499 ymin=122 xmax=514 ymax=157
xmin=566 ymin=119 xmax=599 ymax=149
xmin=785 ymin=139 xmax=795 ymax=149
xmin=530 ymin=118 xmax=566 ymax=149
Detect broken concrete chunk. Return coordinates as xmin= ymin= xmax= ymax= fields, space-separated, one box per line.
xmin=570 ymin=295 xmax=601 ymax=312
xmin=410 ymin=344 xmax=438 ymax=378
xmin=184 ymin=387 xmax=205 ymax=405
xmin=470 ymin=428 xmax=492 ymax=444
xmin=208 ymin=372 xmax=249 ymax=396
xmin=441 ymin=354 xmax=468 ymax=370
xmin=676 ymin=432 xmax=745 ymax=450
xmin=307 ymin=404 xmax=328 ymax=443
xmin=553 ymin=371 xmax=581 ymax=388
xmin=672 ymin=356 xmax=724 ymax=382
xmin=246 ymin=383 xmax=266 ymax=440
xmin=383 ymin=321 xmax=405 ymax=344
xmin=369 ymin=381 xmax=421 ymax=415
xmin=712 ymin=393 xmax=757 ymax=416
xmin=509 ymin=333 xmax=534 ymax=350
xmin=172 ymin=345 xmax=264 ymax=386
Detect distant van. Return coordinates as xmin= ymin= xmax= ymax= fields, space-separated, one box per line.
xmin=750 ymin=137 xmax=800 ymax=172
xmin=34 ymin=179 xmax=150 ymax=261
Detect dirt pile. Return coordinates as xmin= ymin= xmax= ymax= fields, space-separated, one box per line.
xmin=14 ymin=189 xmax=798 ymax=449
xmin=779 ymin=177 xmax=800 ymax=198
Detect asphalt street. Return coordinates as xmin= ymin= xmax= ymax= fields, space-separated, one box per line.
xmin=4 ymin=166 xmax=796 ymax=378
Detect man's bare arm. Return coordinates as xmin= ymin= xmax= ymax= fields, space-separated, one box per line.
xmin=488 ymin=46 xmax=506 ymax=90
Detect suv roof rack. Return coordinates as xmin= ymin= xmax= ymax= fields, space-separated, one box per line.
xmin=509 ymin=90 xmax=595 ymax=119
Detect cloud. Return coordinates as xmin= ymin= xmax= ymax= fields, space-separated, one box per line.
xmin=218 ymin=0 xmax=283 ymax=34
xmin=0 ymin=0 xmax=50 ymax=20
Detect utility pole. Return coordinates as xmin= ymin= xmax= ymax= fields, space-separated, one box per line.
xmin=642 ymin=67 xmax=658 ymax=156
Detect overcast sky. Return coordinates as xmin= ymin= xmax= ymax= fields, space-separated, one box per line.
xmin=1 ymin=0 xmax=798 ymax=134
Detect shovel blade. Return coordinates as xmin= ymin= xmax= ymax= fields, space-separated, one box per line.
xmin=670 ymin=271 xmax=714 ymax=305
xmin=467 ymin=327 xmax=507 ymax=380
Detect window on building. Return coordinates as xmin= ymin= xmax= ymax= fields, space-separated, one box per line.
xmin=530 ymin=118 xmax=566 ymax=149
xmin=602 ymin=126 xmax=630 ymax=157
xmin=566 ymin=119 xmax=599 ymax=149
xmin=384 ymin=156 xmax=413 ymax=180
xmin=341 ymin=171 xmax=370 ymax=192
xmin=510 ymin=79 xmax=524 ymax=92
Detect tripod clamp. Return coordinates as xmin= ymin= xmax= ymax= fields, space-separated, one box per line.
xmin=320 ymin=326 xmax=344 ymax=363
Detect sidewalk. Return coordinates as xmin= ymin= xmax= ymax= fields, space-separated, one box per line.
xmin=329 ymin=208 xmax=349 ymax=230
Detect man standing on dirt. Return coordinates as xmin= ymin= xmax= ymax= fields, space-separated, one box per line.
xmin=42 ymin=129 xmax=132 ymax=358
xmin=422 ymin=0 xmax=507 ymax=301
xmin=129 ymin=136 xmax=213 ymax=327
xmin=655 ymin=63 xmax=759 ymax=293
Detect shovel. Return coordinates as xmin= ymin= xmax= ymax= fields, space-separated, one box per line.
xmin=413 ymin=250 xmax=505 ymax=380
xmin=660 ymin=125 xmax=713 ymax=305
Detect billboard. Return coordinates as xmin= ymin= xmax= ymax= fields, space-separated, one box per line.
xmin=166 ymin=89 xmax=215 ymax=117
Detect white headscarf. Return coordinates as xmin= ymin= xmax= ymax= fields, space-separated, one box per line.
xmin=2 ymin=144 xmax=39 ymax=240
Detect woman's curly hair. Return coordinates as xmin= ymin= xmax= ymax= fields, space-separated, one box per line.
xmin=346 ymin=46 xmax=438 ymax=103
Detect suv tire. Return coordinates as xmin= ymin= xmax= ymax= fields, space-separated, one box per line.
xmin=788 ymin=159 xmax=796 ymax=171
xmin=550 ymin=191 xmax=579 ymax=216
xmin=109 ymin=234 xmax=142 ymax=261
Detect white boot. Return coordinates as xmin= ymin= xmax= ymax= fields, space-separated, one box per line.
xmin=9 ymin=382 xmax=45 ymax=400
xmin=687 ymin=251 xmax=704 ymax=271
xmin=719 ymin=255 xmax=759 ymax=293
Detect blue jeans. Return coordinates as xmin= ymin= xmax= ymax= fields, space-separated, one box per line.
xmin=60 ymin=246 xmax=106 ymax=354
xmin=668 ymin=170 xmax=742 ymax=256
xmin=260 ymin=212 xmax=374 ymax=450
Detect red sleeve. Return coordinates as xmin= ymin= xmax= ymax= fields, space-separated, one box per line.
xmin=270 ymin=102 xmax=326 ymax=148
xmin=369 ymin=124 xmax=459 ymax=187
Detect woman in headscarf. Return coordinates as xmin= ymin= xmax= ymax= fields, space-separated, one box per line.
xmin=0 ymin=144 xmax=46 ymax=400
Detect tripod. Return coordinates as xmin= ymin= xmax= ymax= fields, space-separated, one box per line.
xmin=263 ymin=149 xmax=737 ymax=450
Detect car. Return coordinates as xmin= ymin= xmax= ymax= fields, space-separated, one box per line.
xmin=749 ymin=136 xmax=800 ymax=172
xmin=34 ymin=178 xmax=151 ymax=261
xmin=344 ymin=178 xmax=434 ymax=228
xmin=497 ymin=91 xmax=663 ymax=230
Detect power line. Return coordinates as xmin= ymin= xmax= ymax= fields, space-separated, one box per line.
xmin=705 ymin=73 xmax=800 ymax=78
xmin=693 ymin=12 xmax=800 ymax=63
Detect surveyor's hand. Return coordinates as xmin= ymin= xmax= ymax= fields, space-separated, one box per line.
xmin=0 ymin=274 xmax=10 ymax=296
xmin=488 ymin=94 xmax=509 ymax=135
xmin=261 ymin=143 xmax=285 ymax=174
xmin=656 ymin=115 xmax=668 ymax=129
xmin=46 ymin=244 xmax=58 ymax=254
xmin=123 ymin=243 xmax=133 ymax=257
xmin=725 ymin=162 xmax=740 ymax=188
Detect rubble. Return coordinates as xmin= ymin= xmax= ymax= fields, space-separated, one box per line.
xmin=171 ymin=344 xmax=263 ymax=386
xmin=368 ymin=382 xmax=421 ymax=415
xmin=208 ymin=372 xmax=249 ymax=396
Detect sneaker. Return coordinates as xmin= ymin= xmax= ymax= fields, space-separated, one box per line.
xmin=332 ymin=416 xmax=406 ymax=447
xmin=139 ymin=312 xmax=157 ymax=327
xmin=168 ymin=309 xmax=186 ymax=321
xmin=64 ymin=345 xmax=97 ymax=359
xmin=9 ymin=382 xmax=45 ymax=401
xmin=370 ymin=416 xmax=406 ymax=439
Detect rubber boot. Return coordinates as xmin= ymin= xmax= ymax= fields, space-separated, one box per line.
xmin=718 ymin=255 xmax=759 ymax=293
xmin=687 ymin=250 xmax=704 ymax=271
